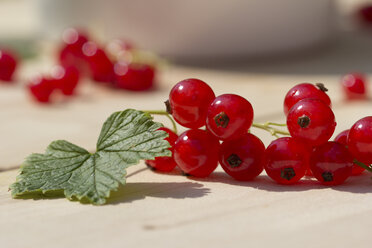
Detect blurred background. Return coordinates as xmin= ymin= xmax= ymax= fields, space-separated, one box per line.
xmin=0 ymin=0 xmax=371 ymax=74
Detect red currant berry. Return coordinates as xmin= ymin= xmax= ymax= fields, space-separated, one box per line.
xmin=310 ymin=142 xmax=353 ymax=185
xmin=0 ymin=49 xmax=17 ymax=82
xmin=219 ymin=133 xmax=265 ymax=181
xmin=82 ymin=41 xmax=114 ymax=83
xmin=28 ymin=75 xmax=55 ymax=103
xmin=348 ymin=116 xmax=372 ymax=164
xmin=173 ymin=129 xmax=219 ymax=177
xmin=305 ymin=168 xmax=313 ymax=177
xmin=168 ymin=79 xmax=215 ymax=128
xmin=59 ymin=28 xmax=89 ymax=70
xmin=206 ymin=94 xmax=253 ymax=140
xmin=341 ymin=73 xmax=367 ymax=100
xmin=264 ymin=137 xmax=309 ymax=184
xmin=283 ymin=83 xmax=331 ymax=116
xmin=113 ymin=62 xmax=155 ymax=91
xmin=334 ymin=129 xmax=348 ymax=145
xmin=287 ymin=99 xmax=336 ymax=146
xmin=358 ymin=5 xmax=372 ymax=24
xmin=334 ymin=129 xmax=365 ymax=175
xmin=145 ymin=127 xmax=178 ymax=172
xmin=50 ymin=66 xmax=80 ymax=96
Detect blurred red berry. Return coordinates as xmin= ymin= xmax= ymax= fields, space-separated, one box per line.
xmin=59 ymin=28 xmax=89 ymax=72
xmin=341 ymin=73 xmax=367 ymax=100
xmin=28 ymin=75 xmax=55 ymax=103
xmin=358 ymin=5 xmax=372 ymax=25
xmin=50 ymin=66 xmax=80 ymax=96
xmin=0 ymin=49 xmax=17 ymax=82
xmin=82 ymin=41 xmax=114 ymax=83
xmin=106 ymin=39 xmax=134 ymax=61
xmin=113 ymin=62 xmax=155 ymax=91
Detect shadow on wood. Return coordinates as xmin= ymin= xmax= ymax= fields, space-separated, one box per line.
xmin=187 ymin=171 xmax=372 ymax=194
xmin=10 ymin=181 xmax=210 ymax=205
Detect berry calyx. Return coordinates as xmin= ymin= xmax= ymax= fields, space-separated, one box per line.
xmin=28 ymin=75 xmax=55 ymax=103
xmin=334 ymin=129 xmax=365 ymax=175
xmin=341 ymin=73 xmax=367 ymax=100
xmin=348 ymin=116 xmax=372 ymax=164
xmin=283 ymin=83 xmax=331 ymax=115
xmin=206 ymin=94 xmax=254 ymax=140
xmin=145 ymin=127 xmax=178 ymax=172
xmin=297 ymin=115 xmax=310 ymax=128
xmin=264 ymin=137 xmax=309 ymax=184
xmin=168 ymin=79 xmax=215 ymax=128
xmin=173 ymin=129 xmax=219 ymax=177
xmin=0 ymin=49 xmax=17 ymax=82
xmin=287 ymin=99 xmax=336 ymax=146
xmin=113 ymin=62 xmax=155 ymax=91
xmin=219 ymin=133 xmax=265 ymax=181
xmin=214 ymin=112 xmax=229 ymax=128
xmin=310 ymin=142 xmax=353 ymax=185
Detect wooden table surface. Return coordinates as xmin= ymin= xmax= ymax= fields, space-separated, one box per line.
xmin=1 ymin=64 xmax=372 ymax=248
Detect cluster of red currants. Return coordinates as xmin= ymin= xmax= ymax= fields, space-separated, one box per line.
xmin=30 ymin=28 xmax=156 ymax=103
xmin=146 ymin=79 xmax=372 ymax=186
xmin=0 ymin=28 xmax=157 ymax=103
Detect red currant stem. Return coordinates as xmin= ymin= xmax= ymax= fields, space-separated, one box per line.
xmin=264 ymin=122 xmax=287 ymax=127
xmin=353 ymin=159 xmax=372 ymax=173
xmin=143 ymin=110 xmax=178 ymax=134
xmin=251 ymin=122 xmax=290 ymax=138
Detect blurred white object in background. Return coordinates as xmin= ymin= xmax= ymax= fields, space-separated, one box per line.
xmin=39 ymin=0 xmax=335 ymax=60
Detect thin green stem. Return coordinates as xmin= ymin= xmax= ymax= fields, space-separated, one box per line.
xmin=353 ymin=159 xmax=372 ymax=173
xmin=251 ymin=123 xmax=290 ymax=137
xmin=143 ymin=110 xmax=178 ymax=134
xmin=143 ymin=110 xmax=288 ymax=138
xmin=264 ymin=122 xmax=287 ymax=127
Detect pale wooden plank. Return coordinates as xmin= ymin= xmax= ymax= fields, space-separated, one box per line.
xmin=2 ymin=65 xmax=372 ymax=248
xmin=1 ymin=162 xmax=372 ymax=248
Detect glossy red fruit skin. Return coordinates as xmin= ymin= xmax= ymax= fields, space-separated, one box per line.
xmin=283 ymin=83 xmax=331 ymax=116
xmin=310 ymin=142 xmax=353 ymax=185
xmin=206 ymin=94 xmax=254 ymax=140
xmin=82 ymin=41 xmax=114 ymax=83
xmin=287 ymin=99 xmax=336 ymax=146
xmin=334 ymin=129 xmax=365 ymax=175
xmin=341 ymin=73 xmax=367 ymax=100
xmin=348 ymin=116 xmax=372 ymax=164
xmin=28 ymin=76 xmax=55 ymax=103
xmin=219 ymin=133 xmax=265 ymax=181
xmin=59 ymin=28 xmax=89 ymax=70
xmin=113 ymin=62 xmax=155 ymax=91
xmin=0 ymin=50 xmax=17 ymax=82
xmin=51 ymin=66 xmax=80 ymax=95
xmin=169 ymin=79 xmax=215 ymax=128
xmin=145 ymin=127 xmax=178 ymax=172
xmin=264 ymin=137 xmax=309 ymax=184
xmin=173 ymin=129 xmax=220 ymax=177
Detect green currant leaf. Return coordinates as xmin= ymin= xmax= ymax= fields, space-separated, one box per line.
xmin=10 ymin=109 xmax=171 ymax=205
